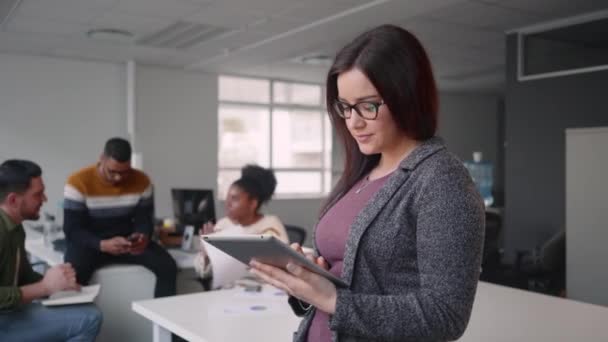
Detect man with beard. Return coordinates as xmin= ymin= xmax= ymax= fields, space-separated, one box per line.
xmin=63 ymin=138 xmax=177 ymax=298
xmin=0 ymin=159 xmax=102 ymax=342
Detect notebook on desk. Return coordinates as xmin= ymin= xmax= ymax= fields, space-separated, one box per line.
xmin=41 ymin=284 xmax=101 ymax=306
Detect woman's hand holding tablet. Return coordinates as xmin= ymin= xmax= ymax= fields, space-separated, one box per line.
xmin=202 ymin=235 xmax=344 ymax=314
xmin=249 ymin=245 xmax=339 ymax=315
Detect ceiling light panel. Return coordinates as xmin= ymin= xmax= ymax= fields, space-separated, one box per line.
xmin=137 ymin=21 xmax=233 ymax=49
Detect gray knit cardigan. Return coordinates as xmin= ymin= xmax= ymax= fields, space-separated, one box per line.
xmin=290 ymin=137 xmax=485 ymax=342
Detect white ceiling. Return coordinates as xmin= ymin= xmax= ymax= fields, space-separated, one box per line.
xmin=1 ymin=0 xmax=607 ymax=93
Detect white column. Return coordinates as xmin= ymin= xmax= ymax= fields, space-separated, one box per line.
xmin=126 ymin=60 xmax=143 ymax=169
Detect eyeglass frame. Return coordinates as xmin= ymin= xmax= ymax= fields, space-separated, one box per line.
xmin=333 ymin=100 xmax=386 ymax=120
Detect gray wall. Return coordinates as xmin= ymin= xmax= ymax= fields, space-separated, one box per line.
xmin=439 ymin=93 xmax=499 ymax=165
xmin=438 ymin=93 xmax=502 ymax=197
xmin=504 ymin=34 xmax=608 ymax=256
xmin=329 ymin=92 xmax=501 ymax=176
xmin=0 ymin=53 xmax=126 ymax=218
xmin=276 ymin=92 xmax=502 ymax=245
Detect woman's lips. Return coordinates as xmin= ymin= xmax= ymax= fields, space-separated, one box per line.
xmin=355 ymin=134 xmax=373 ymax=143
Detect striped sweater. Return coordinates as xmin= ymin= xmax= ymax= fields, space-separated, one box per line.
xmin=63 ymin=164 xmax=154 ymax=251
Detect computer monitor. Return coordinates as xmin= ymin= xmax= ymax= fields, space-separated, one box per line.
xmin=171 ymin=189 xmax=216 ymax=232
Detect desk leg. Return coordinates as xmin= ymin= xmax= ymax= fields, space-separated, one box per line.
xmin=153 ymin=323 xmax=171 ymax=342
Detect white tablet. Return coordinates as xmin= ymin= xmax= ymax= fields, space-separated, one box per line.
xmin=202 ymin=235 xmax=348 ymax=288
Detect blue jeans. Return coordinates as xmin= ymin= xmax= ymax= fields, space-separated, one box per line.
xmin=0 ymin=303 xmax=102 ymax=342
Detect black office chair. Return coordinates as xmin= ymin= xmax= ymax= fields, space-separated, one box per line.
xmin=284 ymin=225 xmax=307 ymax=245
xmin=515 ymin=230 xmax=565 ymax=295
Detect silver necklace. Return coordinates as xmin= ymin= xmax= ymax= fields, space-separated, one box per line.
xmin=355 ymin=176 xmax=371 ymax=194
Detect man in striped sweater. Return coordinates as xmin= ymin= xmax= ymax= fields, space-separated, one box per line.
xmin=63 ymin=138 xmax=177 ymax=297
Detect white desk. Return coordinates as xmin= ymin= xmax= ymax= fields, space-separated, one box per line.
xmin=133 ymin=282 xmax=608 ymax=342
xmin=166 ymin=248 xmax=196 ymax=269
xmin=461 ymin=282 xmax=608 ymax=341
xmin=133 ymin=285 xmax=301 ymax=342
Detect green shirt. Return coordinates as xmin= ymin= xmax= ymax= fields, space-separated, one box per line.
xmin=0 ymin=208 xmax=43 ymax=310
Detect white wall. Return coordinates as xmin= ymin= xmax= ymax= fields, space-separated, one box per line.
xmin=133 ymin=65 xmax=330 ymax=241
xmin=0 ymin=54 xmax=498 ymax=247
xmin=566 ymin=127 xmax=608 ymax=306
xmin=0 ymin=53 xmax=126 ymax=217
xmin=0 ymin=55 xmax=324 ymax=239
xmin=134 ymin=65 xmax=218 ymax=218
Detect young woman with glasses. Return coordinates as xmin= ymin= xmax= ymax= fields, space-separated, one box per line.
xmin=250 ymin=25 xmax=485 ymax=342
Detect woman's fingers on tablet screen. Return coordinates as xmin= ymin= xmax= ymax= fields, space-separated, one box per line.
xmin=316 ymin=256 xmax=329 ymax=269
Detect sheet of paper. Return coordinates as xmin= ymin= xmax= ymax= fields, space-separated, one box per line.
xmin=209 ymin=301 xmax=285 ymax=316
xmin=232 ymin=287 xmax=288 ymax=300
xmin=202 ymin=237 xmax=250 ymax=289
xmin=41 ymin=284 xmax=101 ymax=306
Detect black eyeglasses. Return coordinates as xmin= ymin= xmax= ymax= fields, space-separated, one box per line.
xmin=333 ymin=100 xmax=385 ymax=120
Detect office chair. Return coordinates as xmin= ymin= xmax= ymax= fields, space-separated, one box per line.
xmin=284 ymin=225 xmax=307 ymax=245
xmin=479 ymin=223 xmax=566 ymax=296
xmin=515 ymin=230 xmax=566 ymax=295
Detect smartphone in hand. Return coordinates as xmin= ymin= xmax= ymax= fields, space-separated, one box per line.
xmin=128 ymin=233 xmax=148 ymax=255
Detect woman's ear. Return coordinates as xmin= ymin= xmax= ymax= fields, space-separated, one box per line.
xmin=249 ymin=197 xmax=259 ymax=212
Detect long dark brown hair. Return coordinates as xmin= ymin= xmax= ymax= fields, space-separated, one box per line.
xmin=322 ymin=24 xmax=439 ymax=214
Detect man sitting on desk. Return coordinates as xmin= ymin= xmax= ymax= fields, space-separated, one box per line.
xmin=0 ymin=159 xmax=102 ymax=341
xmin=63 ymin=137 xmax=177 ymax=298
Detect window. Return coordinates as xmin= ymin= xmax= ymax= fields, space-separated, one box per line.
xmin=218 ymin=75 xmax=332 ymax=198
xmin=517 ymin=13 xmax=608 ymax=81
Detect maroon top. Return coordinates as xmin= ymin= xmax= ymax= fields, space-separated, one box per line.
xmin=307 ymin=173 xmax=391 ymax=342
